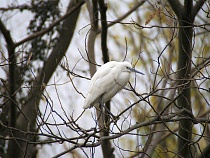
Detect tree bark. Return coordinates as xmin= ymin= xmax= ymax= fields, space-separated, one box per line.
xmin=87 ymin=0 xmax=114 ymax=157
xmin=177 ymin=1 xmax=193 ymax=157
xmin=0 ymin=20 xmax=16 ymax=129
xmin=98 ymin=1 xmax=115 ymax=158
xmin=6 ymin=1 xmax=83 ymax=157
xmin=167 ymin=0 xmax=206 ymax=157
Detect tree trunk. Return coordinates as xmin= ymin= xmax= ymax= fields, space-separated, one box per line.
xmin=177 ymin=1 xmax=193 ymax=157
xmin=6 ymin=1 xmax=83 ymax=157
xmin=167 ymin=0 xmax=198 ymax=157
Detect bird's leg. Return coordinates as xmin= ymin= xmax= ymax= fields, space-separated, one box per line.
xmin=99 ymin=97 xmax=118 ymax=122
xmin=99 ymin=97 xmax=107 ymax=128
xmin=99 ymin=97 xmax=103 ymax=110
xmin=98 ymin=97 xmax=103 ymax=121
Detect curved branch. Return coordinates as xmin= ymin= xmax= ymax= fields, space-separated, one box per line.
xmin=0 ymin=19 xmax=15 ymax=48
xmin=97 ymin=1 xmax=146 ymax=34
xmin=198 ymin=143 xmax=210 ymax=158
xmin=86 ymin=0 xmax=98 ymax=76
xmin=0 ymin=19 xmax=17 ymax=129
xmin=193 ymin=0 xmax=207 ymax=18
xmin=191 ymin=55 xmax=210 ymax=78
xmin=108 ymin=0 xmax=146 ymax=28
xmin=14 ymin=0 xmax=85 ymax=47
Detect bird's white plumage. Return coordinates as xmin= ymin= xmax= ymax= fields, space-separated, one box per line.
xmin=83 ymin=61 xmax=143 ymax=109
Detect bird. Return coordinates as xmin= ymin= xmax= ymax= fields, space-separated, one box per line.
xmin=83 ymin=61 xmax=144 ymax=109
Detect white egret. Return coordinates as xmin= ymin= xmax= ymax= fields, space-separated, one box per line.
xmin=83 ymin=61 xmax=144 ymax=109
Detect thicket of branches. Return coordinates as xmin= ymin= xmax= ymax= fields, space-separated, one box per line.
xmin=0 ymin=0 xmax=210 ymax=158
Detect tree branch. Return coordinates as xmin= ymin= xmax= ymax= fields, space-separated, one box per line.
xmin=198 ymin=143 xmax=210 ymax=158
xmin=14 ymin=0 xmax=85 ymax=47
xmin=0 ymin=19 xmax=17 ymax=129
xmin=98 ymin=1 xmax=115 ymax=158
xmin=86 ymin=0 xmax=98 ymax=76
xmin=0 ymin=19 xmax=15 ymax=48
xmin=191 ymin=55 xmax=210 ymax=78
xmin=167 ymin=0 xmax=183 ymax=19
xmin=97 ymin=1 xmax=146 ymax=34
xmin=108 ymin=1 xmax=146 ymax=28
xmin=98 ymin=0 xmax=109 ymax=63
xmin=7 ymin=1 xmax=83 ymax=157
xmin=193 ymin=0 xmax=207 ymax=18
xmin=176 ymin=0 xmax=194 ymax=157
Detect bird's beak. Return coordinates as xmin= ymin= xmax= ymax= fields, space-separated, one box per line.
xmin=127 ymin=67 xmax=145 ymax=75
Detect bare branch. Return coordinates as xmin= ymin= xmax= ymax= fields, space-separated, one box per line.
xmin=6 ymin=1 xmax=83 ymax=157
xmin=14 ymin=1 xmax=85 ymax=47
xmin=108 ymin=1 xmax=146 ymax=28
xmin=86 ymin=0 xmax=98 ymax=76
xmin=193 ymin=0 xmax=207 ymax=18
xmin=0 ymin=19 xmax=15 ymax=49
xmin=98 ymin=0 xmax=109 ymax=63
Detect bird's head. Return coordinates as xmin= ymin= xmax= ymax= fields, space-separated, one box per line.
xmin=122 ymin=61 xmax=145 ymax=75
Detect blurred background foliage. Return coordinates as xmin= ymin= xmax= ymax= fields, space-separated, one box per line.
xmin=0 ymin=0 xmax=209 ymax=157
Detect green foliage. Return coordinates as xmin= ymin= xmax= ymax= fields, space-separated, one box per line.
xmin=28 ymin=0 xmax=61 ymax=61
xmin=15 ymin=0 xmax=62 ymax=104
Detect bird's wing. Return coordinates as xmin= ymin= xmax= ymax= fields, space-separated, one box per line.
xmin=84 ymin=65 xmax=115 ymax=109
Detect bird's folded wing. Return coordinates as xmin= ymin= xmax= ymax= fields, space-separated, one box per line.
xmin=84 ymin=67 xmax=115 ymax=108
